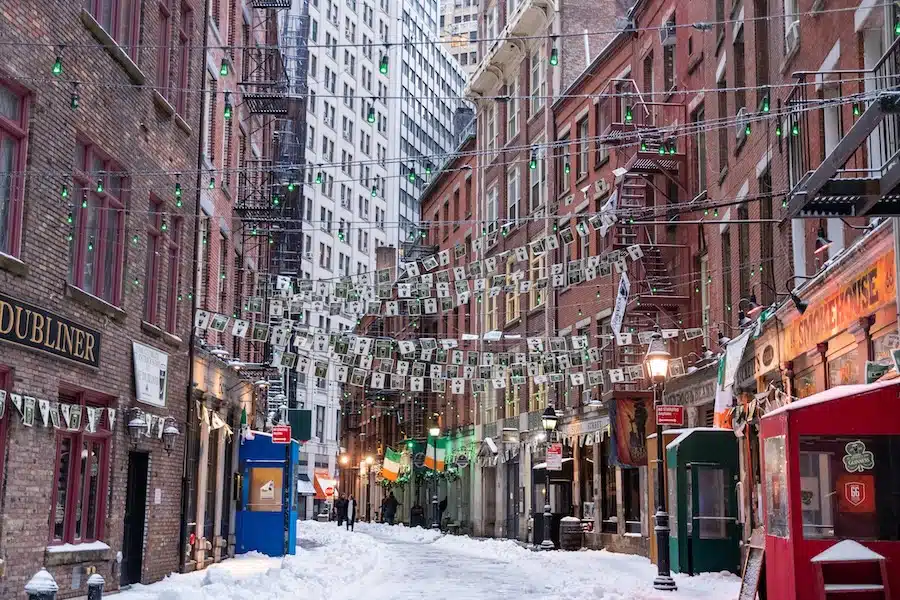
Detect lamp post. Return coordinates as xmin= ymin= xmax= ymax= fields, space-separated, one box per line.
xmin=645 ymin=334 xmax=677 ymax=591
xmin=429 ymin=426 xmax=441 ymax=529
xmin=365 ymin=455 xmax=374 ymax=522
xmin=540 ymin=405 xmax=558 ymax=550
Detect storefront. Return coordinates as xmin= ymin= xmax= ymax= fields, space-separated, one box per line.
xmin=778 ymin=222 xmax=897 ymax=401
xmin=556 ymin=413 xmax=610 ymax=542
xmin=759 ymin=380 xmax=900 ymax=600
xmin=183 ymin=350 xmax=258 ymax=571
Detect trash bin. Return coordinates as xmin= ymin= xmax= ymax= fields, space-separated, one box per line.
xmin=559 ymin=516 xmax=583 ymax=551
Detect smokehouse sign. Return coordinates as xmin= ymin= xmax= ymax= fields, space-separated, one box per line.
xmin=0 ymin=293 xmax=102 ymax=368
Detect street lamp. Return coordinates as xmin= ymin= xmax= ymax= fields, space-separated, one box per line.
xmin=540 ymin=405 xmax=558 ymax=550
xmin=429 ymin=427 xmax=441 ymax=529
xmin=645 ymin=334 xmax=677 ymax=591
xmin=365 ymin=455 xmax=374 ymax=522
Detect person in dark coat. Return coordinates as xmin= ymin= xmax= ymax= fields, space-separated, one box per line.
xmin=336 ymin=494 xmax=347 ymax=526
xmin=346 ymin=495 xmax=357 ymax=531
xmin=383 ymin=491 xmax=400 ymax=525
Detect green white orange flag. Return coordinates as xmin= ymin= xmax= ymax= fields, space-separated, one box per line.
xmin=381 ymin=447 xmax=402 ymax=481
xmin=424 ymin=437 xmax=447 ymax=471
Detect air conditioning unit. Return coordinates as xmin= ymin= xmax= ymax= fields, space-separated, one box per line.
xmin=735 ymin=107 xmax=750 ymax=140
xmin=340 ymin=199 xmax=351 ymax=209
xmin=660 ymin=21 xmax=676 ymax=46
xmin=785 ymin=21 xmax=800 ymax=55
xmin=303 ymin=252 xmax=313 ymax=260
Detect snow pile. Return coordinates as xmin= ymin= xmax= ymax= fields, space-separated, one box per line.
xmin=117 ymin=519 xmax=740 ymax=600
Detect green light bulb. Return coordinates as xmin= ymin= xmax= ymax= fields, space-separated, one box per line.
xmin=52 ymin=56 xmax=62 ymax=76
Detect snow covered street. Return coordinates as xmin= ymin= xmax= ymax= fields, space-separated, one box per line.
xmin=117 ymin=521 xmax=740 ymax=600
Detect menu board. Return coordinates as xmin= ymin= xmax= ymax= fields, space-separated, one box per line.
xmin=738 ymin=528 xmax=766 ymax=600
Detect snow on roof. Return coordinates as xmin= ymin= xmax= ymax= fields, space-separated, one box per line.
xmin=665 ymin=427 xmax=728 ymax=451
xmin=764 ymin=380 xmax=900 ymax=419
xmin=811 ymin=540 xmax=885 ymax=563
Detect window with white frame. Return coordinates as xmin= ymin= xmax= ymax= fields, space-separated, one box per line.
xmin=505 ymin=258 xmax=520 ymax=323
xmin=529 ymin=143 xmax=546 ymax=210
xmin=530 ymin=49 xmax=546 ymax=115
xmin=506 ymin=166 xmax=520 ymax=222
xmin=485 ymin=104 xmax=497 ymax=156
xmin=529 ymin=252 xmax=546 ymax=308
xmin=486 ymin=185 xmax=499 ymax=233
xmin=506 ymin=79 xmax=519 ymax=140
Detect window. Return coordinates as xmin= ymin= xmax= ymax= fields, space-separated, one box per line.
xmin=84 ymin=0 xmax=141 ymax=59
xmin=70 ymin=141 xmax=127 ymax=305
xmin=174 ymin=3 xmax=193 ymax=115
xmin=529 ymin=143 xmax=546 ymax=210
xmin=577 ymin=117 xmax=589 ymax=177
xmin=145 ymin=197 xmax=164 ymax=322
xmin=530 ymin=49 xmax=545 ymax=114
xmin=764 ymin=436 xmax=789 ymax=538
xmin=643 ymin=52 xmax=654 ymax=97
xmin=506 ymin=79 xmax=519 ymax=140
xmin=557 ymin=134 xmax=571 ymax=193
xmin=165 ymin=216 xmax=183 ymax=333
xmin=692 ymin=106 xmax=707 ymax=194
xmin=319 ymin=243 xmax=332 ymax=270
xmin=156 ymin=1 xmax=173 ymax=95
xmin=0 ymin=80 xmax=28 ymax=257
xmin=738 ymin=204 xmax=750 ymax=299
xmin=485 ymin=104 xmax=497 ymax=156
xmin=485 ymin=185 xmax=498 ymax=233
xmin=505 ymin=260 xmax=520 ymax=323
xmin=595 ymin=100 xmax=609 ymax=165
xmin=600 ymin=438 xmax=617 ymax=532
xmin=759 ymin=169 xmax=774 ymax=304
xmin=50 ymin=388 xmax=113 ymax=544
xmin=754 ymin=0 xmax=770 ymax=107
xmin=530 ymin=253 xmax=546 ymax=308
xmin=507 ymin=167 xmax=520 ymax=222
xmin=722 ymin=229 xmax=732 ymax=314
xmin=484 ymin=285 xmax=498 ymax=331
xmin=784 ymin=0 xmax=799 ymax=54
xmin=734 ymin=28 xmax=747 ymax=111
xmin=309 ymin=18 xmax=318 ymax=42
xmin=663 ymin=17 xmax=676 ymax=91
xmin=700 ymin=253 xmax=710 ymax=346
xmin=717 ymin=77 xmax=728 ymax=173
xmin=622 ymin=467 xmax=642 ymax=534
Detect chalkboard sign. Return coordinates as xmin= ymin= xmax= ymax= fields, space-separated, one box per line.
xmin=738 ymin=529 xmax=765 ymax=600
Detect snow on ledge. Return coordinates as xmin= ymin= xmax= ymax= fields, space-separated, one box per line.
xmin=764 ymin=380 xmax=900 ymax=419
xmin=811 ymin=540 xmax=884 ymax=563
xmin=46 ymin=540 xmax=111 ymax=553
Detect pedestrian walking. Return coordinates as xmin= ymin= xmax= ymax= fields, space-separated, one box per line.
xmin=383 ymin=491 xmax=400 ymax=525
xmin=346 ymin=495 xmax=356 ymax=531
xmin=336 ymin=494 xmax=348 ymax=526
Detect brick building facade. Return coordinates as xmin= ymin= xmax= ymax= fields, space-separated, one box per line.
xmin=0 ymin=0 xmax=203 ymax=595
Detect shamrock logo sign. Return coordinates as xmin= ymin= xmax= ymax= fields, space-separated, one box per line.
xmin=843 ymin=441 xmax=875 ymax=473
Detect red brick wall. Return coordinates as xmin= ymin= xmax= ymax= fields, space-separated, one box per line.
xmin=0 ymin=0 xmax=203 ymax=595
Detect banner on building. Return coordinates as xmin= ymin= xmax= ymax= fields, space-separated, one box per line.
xmin=609 ymin=397 xmax=655 ymax=467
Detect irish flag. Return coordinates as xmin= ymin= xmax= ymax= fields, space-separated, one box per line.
xmin=381 ymin=448 xmax=402 ymax=482
xmin=424 ymin=437 xmax=447 ymax=471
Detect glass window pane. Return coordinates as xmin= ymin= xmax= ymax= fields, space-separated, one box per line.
xmin=54 ymin=437 xmax=72 ymax=540
xmin=828 ymin=348 xmax=860 ymax=387
xmin=799 ymin=451 xmax=835 ymax=539
xmin=85 ymin=442 xmax=101 ymax=539
xmin=697 ymin=468 xmax=729 ymax=539
xmin=765 ymin=435 xmax=789 ymax=538
xmin=0 ymin=135 xmax=14 ymax=253
xmin=0 ymin=85 xmax=21 ymax=122
xmin=82 ymin=197 xmax=100 ymax=293
xmin=103 ymin=209 xmax=121 ymax=300
xmin=74 ymin=440 xmax=89 ymax=540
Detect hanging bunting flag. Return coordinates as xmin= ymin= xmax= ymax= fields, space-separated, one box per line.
xmin=38 ymin=398 xmax=51 ymax=427
xmin=50 ymin=403 xmax=60 ymax=429
xmin=22 ymin=396 xmax=35 ymax=427
xmin=60 ymin=403 xmax=72 ymax=428
xmin=11 ymin=393 xmax=22 ymax=415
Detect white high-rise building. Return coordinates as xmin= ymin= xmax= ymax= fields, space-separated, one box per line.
xmin=386 ymin=0 xmax=467 ymax=244
xmin=283 ymin=0 xmax=465 ymax=517
xmin=439 ymin=0 xmax=479 ymax=75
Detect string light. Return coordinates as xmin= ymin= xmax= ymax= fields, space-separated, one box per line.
xmin=379 ymin=52 xmax=389 ymax=74
xmin=367 ymin=104 xmax=376 ymax=123
xmin=52 ymin=48 xmax=63 ymax=76
xmin=219 ymin=58 xmax=229 ymax=76
xmin=549 ymin=37 xmax=559 ymax=66
xmin=70 ymin=82 xmax=79 ymax=109
xmin=96 ymin=178 xmax=103 ymax=193
xmin=223 ymin=91 xmax=233 ymax=120
xmin=209 ymin=176 xmax=215 ymax=189
xmin=60 ymin=184 xmax=69 ymax=199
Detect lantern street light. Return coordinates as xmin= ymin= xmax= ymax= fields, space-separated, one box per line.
xmin=429 ymin=427 xmax=441 ymax=529
xmin=162 ymin=421 xmax=180 ymax=455
xmin=644 ymin=334 xmax=676 ymax=591
xmin=540 ymin=405 xmax=558 ymax=550
xmin=365 ymin=455 xmax=374 ymax=522
xmin=127 ymin=408 xmax=146 ymax=445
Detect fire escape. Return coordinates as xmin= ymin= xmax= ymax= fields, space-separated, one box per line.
xmin=597 ymin=78 xmax=692 ymax=387
xmin=784 ymin=38 xmax=900 ymax=218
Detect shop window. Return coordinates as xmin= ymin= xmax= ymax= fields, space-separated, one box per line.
xmin=51 ymin=388 xmax=113 ymax=544
xmin=601 ymin=438 xmax=617 ymax=532
xmin=205 ymin=429 xmax=219 ymax=540
xmin=798 ymin=436 xmax=900 ymax=541
xmin=794 ymin=366 xmax=817 ymax=399
xmin=764 ymin=435 xmax=789 ymax=538
xmin=873 ymin=330 xmax=899 ymax=364
xmin=622 ymin=467 xmax=641 ymax=534
xmin=828 ymin=348 xmax=860 ymax=387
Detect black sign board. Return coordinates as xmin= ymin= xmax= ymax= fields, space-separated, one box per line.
xmin=0 ymin=293 xmax=102 ymax=368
